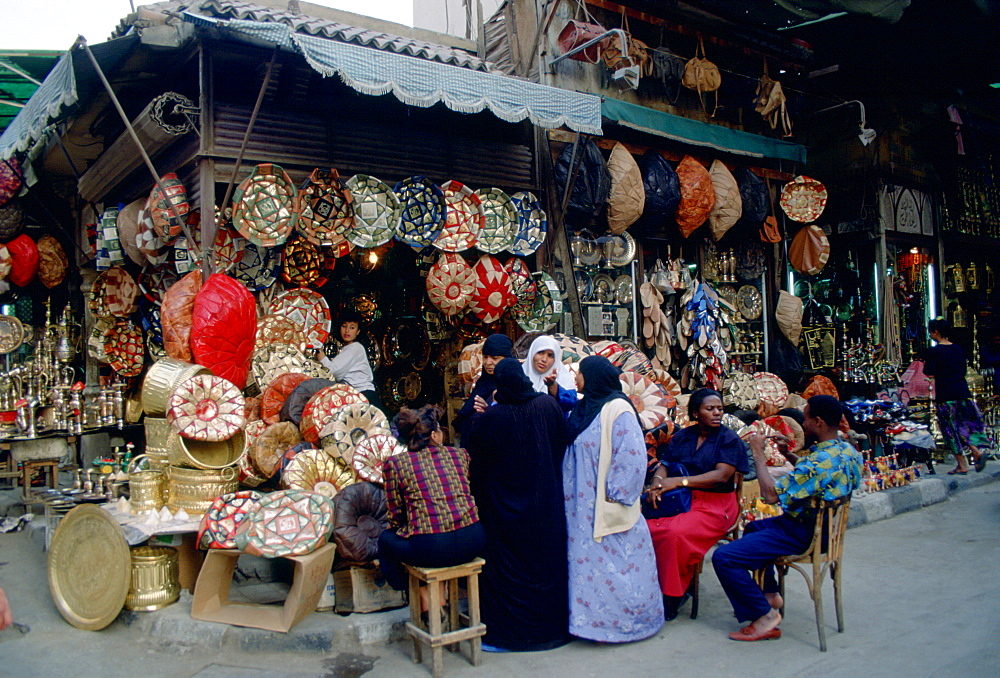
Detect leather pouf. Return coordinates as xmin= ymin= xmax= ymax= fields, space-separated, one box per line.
xmin=789 ymin=225 xmax=830 ymax=276
xmin=606 ymin=142 xmax=645 ymax=234
xmin=36 ymin=235 xmax=68 ymax=288
xmin=707 ymin=159 xmax=742 ymax=241
xmin=160 ymin=270 xmax=203 ymax=363
xmin=190 ymin=273 xmax=257 ymax=390
xmin=5 ymin=233 xmax=37 ymax=287
xmin=675 ymin=155 xmax=715 ymax=237
xmin=332 ymin=482 xmax=388 ymax=564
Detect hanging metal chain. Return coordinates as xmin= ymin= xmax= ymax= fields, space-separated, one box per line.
xmin=151 ymin=92 xmax=199 ymax=135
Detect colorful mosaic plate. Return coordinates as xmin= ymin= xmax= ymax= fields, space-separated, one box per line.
xmin=619 ymin=370 xmax=673 ymax=431
xmin=103 ymin=322 xmax=145 ymax=377
xmin=426 ymin=252 xmax=476 ymax=317
xmin=469 ymin=254 xmax=516 ymax=324
xmin=281 ymin=236 xmax=331 ymax=288
xmin=232 ymin=163 xmax=298 ymax=247
xmin=296 ymin=168 xmax=355 ymax=252
xmin=433 ymin=180 xmax=483 ymax=252
xmin=234 ymin=242 xmax=280 ymax=291
xmin=103 ymin=266 xmax=139 ymax=317
xmin=474 ymin=188 xmax=518 ymax=254
xmin=512 ymin=271 xmax=561 ymax=332
xmin=267 ymin=287 xmax=331 ymax=349
xmin=344 ymin=174 xmax=400 ymax=248
xmin=508 ymin=191 xmax=548 ymax=256
xmin=147 ymin=173 xmax=189 ymax=238
xmin=504 ymin=257 xmax=537 ymax=312
xmin=779 ymin=175 xmax=828 ymax=223
xmin=167 ymin=374 xmax=246 ymax=442
xmin=255 ymin=314 xmax=308 ymax=351
xmin=393 ymin=176 xmax=446 ymax=249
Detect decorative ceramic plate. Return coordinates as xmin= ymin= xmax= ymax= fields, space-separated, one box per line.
xmin=235 ymin=242 xmax=280 ymax=291
xmin=0 ymin=315 xmax=24 ymax=354
xmin=344 ymin=174 xmax=400 ymax=248
xmin=296 ymin=168 xmax=355 ymax=251
xmin=737 ymin=284 xmax=763 ymax=320
xmin=605 ymin=232 xmax=637 ymax=267
xmin=197 ymin=491 xmax=264 ymax=549
xmin=212 ymin=222 xmax=245 ymax=272
xmin=48 ymin=504 xmax=131 ymax=630
xmin=433 ymin=180 xmax=483 ymax=252
xmin=282 ymin=449 xmax=355 ymax=498
xmin=426 ymin=252 xmax=476 ymax=317
xmin=232 ymin=163 xmax=298 ymax=247
xmin=319 ymin=402 xmax=391 ymax=462
xmin=255 ymin=314 xmax=307 ymax=351
xmin=508 ymin=191 xmax=547 ymax=256
xmin=592 ymin=273 xmax=615 ymax=304
xmin=619 ymin=371 xmax=673 ymax=431
xmin=504 ymin=257 xmax=537 ymax=311
xmin=474 ymin=188 xmax=517 ymax=254
xmin=103 ymin=322 xmax=145 ymax=376
xmin=168 ymin=374 xmax=246 ymax=442
xmin=394 ymin=176 xmax=446 ymax=249
xmin=147 ymin=173 xmax=190 ymax=238
xmin=513 ymin=272 xmax=562 ymax=332
xmin=267 ymin=288 xmax=331 ymax=349
xmin=299 ymin=383 xmax=369 ymax=444
xmin=136 ymin=264 xmax=178 ymax=307
xmin=103 ymin=266 xmax=139 ymax=317
xmin=780 ymin=175 xmax=828 ymax=223
xmin=615 ymin=274 xmax=634 ymax=305
xmin=469 ymin=254 xmax=516 ymax=323
xmin=237 ymin=489 xmax=335 ymax=558
xmin=352 ymin=433 xmax=406 ymax=483
xmin=281 ymin=236 xmax=330 ymax=288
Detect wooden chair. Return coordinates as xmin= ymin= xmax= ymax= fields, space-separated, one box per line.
xmin=689 ymin=473 xmax=743 ymax=619
xmin=758 ymin=497 xmax=852 ymax=651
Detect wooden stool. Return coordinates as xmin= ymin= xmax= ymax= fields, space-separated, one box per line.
xmin=404 ymin=558 xmax=486 ymax=678
xmin=20 ymin=458 xmax=60 ymax=499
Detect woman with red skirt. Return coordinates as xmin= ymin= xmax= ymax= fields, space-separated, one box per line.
xmin=645 ymin=388 xmax=750 ymax=620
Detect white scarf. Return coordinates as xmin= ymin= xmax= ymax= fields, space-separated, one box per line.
xmin=522 ymin=335 xmax=576 ymax=393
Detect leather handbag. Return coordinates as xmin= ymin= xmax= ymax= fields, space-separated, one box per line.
xmin=557 ymin=1 xmax=607 ymax=64
xmin=641 ymin=461 xmax=691 ymax=519
xmin=601 ymin=12 xmax=651 ymax=76
xmin=682 ymin=36 xmax=722 ymax=116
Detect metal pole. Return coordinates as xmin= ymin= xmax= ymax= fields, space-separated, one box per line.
xmin=0 ymin=60 xmax=43 ymax=86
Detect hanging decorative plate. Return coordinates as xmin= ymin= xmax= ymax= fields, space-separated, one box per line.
xmin=48 ymin=504 xmax=131 ymax=631
xmin=282 ymin=449 xmax=355 ymax=499
xmin=167 ymin=374 xmax=246 ymax=442
xmin=135 ymin=207 xmax=171 ymax=264
xmin=615 ymin=274 xmax=634 ymax=305
xmin=508 ymin=191 xmax=547 ymax=256
xmin=474 ymin=188 xmax=517 ymax=254
xmin=504 ymin=257 xmax=537 ymax=312
xmin=212 ymin=222 xmax=245 ymax=272
xmin=281 ymin=236 xmax=329 ymax=288
xmin=237 ymin=489 xmax=335 ymax=558
xmin=233 ymin=242 xmax=278 ymax=292
xmin=737 ymin=285 xmax=763 ymax=320
xmin=147 ymin=173 xmax=189 ymax=238
xmin=619 ymin=371 xmax=674 ymax=431
xmin=426 ymin=252 xmax=476 ymax=317
xmin=250 ymin=343 xmax=330 ymax=393
xmin=319 ymin=402 xmax=391 ymax=462
xmin=103 ymin=266 xmax=139 ymax=317
xmin=433 ymin=180 xmax=483 ymax=252
xmin=0 ymin=315 xmax=24 ymax=354
xmin=138 ymin=263 xmax=179 ymax=305
xmin=299 ymin=383 xmax=369 ymax=444
xmin=102 ymin=322 xmax=145 ymax=376
xmin=736 ymin=240 xmax=766 ymax=281
xmin=592 ymin=273 xmax=615 ymax=304
xmin=198 ymin=491 xmax=264 ymax=550
xmin=267 ymin=287 xmax=331 ymax=349
xmin=605 ymin=232 xmax=637 ymax=267
xmin=469 ymin=254 xmax=516 ymax=323
xmin=780 ymin=175 xmax=828 ymax=223
xmin=393 ymin=176 xmax=446 ymax=249
xmin=457 ymin=341 xmax=484 ymax=384
xmin=232 ymin=163 xmax=298 ymax=247
xmin=172 ymin=231 xmax=201 ymax=275
xmin=352 ymin=433 xmax=406 ymax=484
xmin=116 ymin=197 xmax=147 ymax=266
xmin=512 ymin=272 xmax=562 ymax=333
xmin=553 ymin=333 xmax=595 ymax=364
xmin=392 ymin=371 xmax=422 ymax=403
xmin=255 ymin=314 xmax=307 ymax=351
xmin=344 ymin=174 xmax=400 ymax=248
xmin=296 ymin=168 xmax=355 ymax=252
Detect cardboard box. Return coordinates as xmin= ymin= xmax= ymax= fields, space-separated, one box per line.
xmin=316 ymin=573 xmax=336 ymax=611
xmin=334 ymin=563 xmax=406 ymax=614
xmin=190 ymin=543 xmax=337 ymax=632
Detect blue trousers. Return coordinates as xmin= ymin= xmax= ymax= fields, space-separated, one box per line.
xmin=711 ymin=514 xmax=814 ymax=623
xmin=378 ymin=522 xmax=486 ymax=591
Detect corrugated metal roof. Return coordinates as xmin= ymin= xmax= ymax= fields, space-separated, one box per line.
xmin=115 ymin=0 xmax=490 ymax=71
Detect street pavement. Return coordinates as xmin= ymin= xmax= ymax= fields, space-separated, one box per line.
xmin=1 ymin=481 xmax=998 ymax=678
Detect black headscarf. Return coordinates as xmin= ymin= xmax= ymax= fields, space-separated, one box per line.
xmin=454 ymin=334 xmax=514 ymax=434
xmin=482 ymin=334 xmax=514 ymax=358
xmin=493 ymin=358 xmax=540 ymax=405
xmin=565 ymin=355 xmax=635 ymax=441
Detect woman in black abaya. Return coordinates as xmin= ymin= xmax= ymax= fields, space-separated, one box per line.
xmin=452 ymin=334 xmax=513 ymax=438
xmin=463 ymin=358 xmax=570 ymax=652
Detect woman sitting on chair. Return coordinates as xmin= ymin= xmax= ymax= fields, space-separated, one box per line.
xmin=645 ymin=388 xmax=749 ymax=620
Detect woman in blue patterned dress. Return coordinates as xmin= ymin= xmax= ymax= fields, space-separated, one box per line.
xmin=562 ymin=356 xmax=664 ymax=642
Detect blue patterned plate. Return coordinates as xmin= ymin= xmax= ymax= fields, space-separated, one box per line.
xmin=235 ymin=242 xmax=281 ymax=292
xmin=508 ymin=191 xmax=548 ymax=256
xmin=393 ymin=176 xmax=446 ymax=249
xmin=474 ymin=188 xmax=518 ymax=254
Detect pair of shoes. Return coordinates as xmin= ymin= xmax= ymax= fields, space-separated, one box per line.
xmin=975 ymin=454 xmax=988 ymax=473
xmin=947 ymin=468 xmax=968 ymax=475
xmin=663 ymin=592 xmax=691 ymax=621
xmin=728 ymin=624 xmax=782 ymax=642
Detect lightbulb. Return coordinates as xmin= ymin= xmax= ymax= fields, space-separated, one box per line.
xmin=368 ymin=252 xmax=379 ymax=265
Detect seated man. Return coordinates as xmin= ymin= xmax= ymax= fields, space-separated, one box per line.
xmin=712 ymin=394 xmax=863 ymax=642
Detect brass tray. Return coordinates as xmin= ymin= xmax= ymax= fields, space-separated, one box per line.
xmin=47 ymin=504 xmax=130 ymax=630
xmin=0 ymin=314 xmax=24 ymax=354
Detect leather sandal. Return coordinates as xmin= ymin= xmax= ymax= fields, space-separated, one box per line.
xmin=975 ymin=454 xmax=988 ymax=473
xmin=729 ymin=624 xmax=782 ymax=642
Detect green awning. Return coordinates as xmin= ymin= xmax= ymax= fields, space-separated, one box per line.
xmin=601 ymin=98 xmax=806 ymax=164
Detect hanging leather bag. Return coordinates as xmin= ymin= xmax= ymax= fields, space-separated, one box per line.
xmin=601 ymin=12 xmax=651 ymax=76
xmin=682 ymin=36 xmax=722 ymax=117
xmin=557 ymin=1 xmax=608 ymax=64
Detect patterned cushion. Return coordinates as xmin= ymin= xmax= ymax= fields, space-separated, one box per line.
xmin=236 ymin=489 xmax=335 ymax=558
xmin=198 ymin=491 xmax=264 ymax=549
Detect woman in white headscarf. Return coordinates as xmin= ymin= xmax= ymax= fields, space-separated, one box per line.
xmin=523 ymin=335 xmax=578 ymax=410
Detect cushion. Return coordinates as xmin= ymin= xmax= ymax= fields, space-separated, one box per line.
xmin=261 ymin=372 xmax=311 ymax=425
xmin=675 ymin=155 xmax=715 ymax=237
xmin=250 ymin=421 xmax=302 ymax=479
xmin=554 ymin=137 xmax=610 ymax=221
xmin=147 ymin=173 xmax=190 ymax=238
xmin=0 ymin=200 xmax=25 ymax=242
xmin=789 ymin=225 xmax=830 ymax=276
xmin=197 ymin=491 xmax=264 ymax=550
xmin=280 ymin=378 xmax=335 ymax=425
xmin=426 ymin=252 xmax=476 ymax=317
xmin=191 ymin=273 xmax=257 ymax=390
xmin=319 ymin=402 xmax=392 ymax=463
xmin=299 ymin=383 xmax=368 ymax=444
xmin=332 ymin=482 xmax=388 ymax=564
xmin=167 ymin=374 xmax=246 ymax=442
xmin=606 ymin=142 xmax=644 ymax=234
xmin=724 ymin=372 xmax=760 ymax=410
xmin=236 ymin=489 xmax=335 ymax=558
xmin=6 ymin=234 xmax=37 ymax=287
xmin=640 ymin=150 xmax=680 ymax=222
xmin=764 ymin=414 xmax=805 ymax=453
xmin=774 ymin=290 xmax=803 ymax=347
xmin=619 ymin=370 xmax=673 ymax=431
xmin=282 ymin=448 xmax=355 ymax=498
xmin=36 ymin=235 xmax=68 ymax=288
xmin=802 ymin=374 xmax=839 ymax=401
xmin=244 ymin=395 xmax=261 ymax=422
xmin=161 ymin=270 xmax=203 ymax=362
xmin=735 ymin=167 xmax=768 ymax=227
xmin=352 ymin=433 xmax=406 ymax=484
xmin=707 ymin=159 xmax=742 ymax=241
xmin=754 ymin=371 xmax=789 ymax=417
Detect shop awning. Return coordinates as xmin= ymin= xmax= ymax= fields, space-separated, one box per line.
xmin=181 ymin=12 xmax=603 ymax=135
xmin=601 ymin=98 xmax=807 ymax=164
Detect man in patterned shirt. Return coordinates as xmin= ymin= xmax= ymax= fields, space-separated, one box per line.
xmin=712 ymin=395 xmax=863 ymax=642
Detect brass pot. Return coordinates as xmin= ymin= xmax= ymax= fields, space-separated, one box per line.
xmin=165 ymin=464 xmax=239 ymax=516
xmin=143 ymin=417 xmax=172 ymax=467
xmin=125 ymin=545 xmax=180 ymax=611
xmin=127 ymin=454 xmax=165 ymax=514
xmin=141 ymin=358 xmax=212 ymax=417
xmin=166 ymin=429 xmax=245 ymax=470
